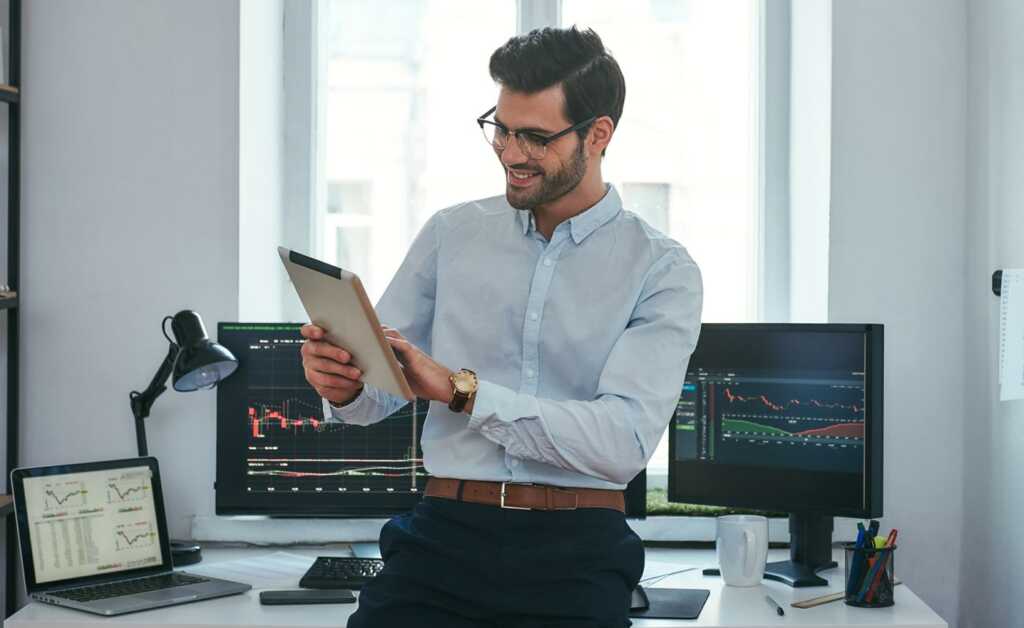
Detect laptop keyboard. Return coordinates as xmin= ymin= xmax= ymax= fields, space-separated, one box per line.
xmin=50 ymin=573 xmax=209 ymax=602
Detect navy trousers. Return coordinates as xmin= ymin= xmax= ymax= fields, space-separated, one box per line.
xmin=347 ymin=495 xmax=645 ymax=628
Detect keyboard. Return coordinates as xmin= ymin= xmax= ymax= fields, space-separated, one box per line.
xmin=51 ymin=573 xmax=209 ymax=602
xmin=299 ymin=556 xmax=384 ymax=590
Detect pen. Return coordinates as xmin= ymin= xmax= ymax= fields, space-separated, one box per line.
xmin=765 ymin=594 xmax=785 ymax=616
xmin=867 ymin=520 xmax=880 ymax=545
xmin=848 ymin=529 xmax=867 ymax=595
xmin=865 ymin=529 xmax=899 ymax=603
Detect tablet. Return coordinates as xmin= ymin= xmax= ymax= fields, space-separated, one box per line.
xmin=278 ymin=247 xmax=414 ymax=401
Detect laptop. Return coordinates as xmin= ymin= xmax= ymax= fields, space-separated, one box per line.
xmin=10 ymin=457 xmax=251 ymax=616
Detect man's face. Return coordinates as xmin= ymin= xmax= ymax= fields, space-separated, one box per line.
xmin=492 ymin=86 xmax=589 ymax=210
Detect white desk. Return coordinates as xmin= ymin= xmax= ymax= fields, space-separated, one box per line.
xmin=5 ymin=546 xmax=947 ymax=628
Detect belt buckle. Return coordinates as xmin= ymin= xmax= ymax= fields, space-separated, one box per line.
xmin=499 ymin=482 xmax=533 ymax=510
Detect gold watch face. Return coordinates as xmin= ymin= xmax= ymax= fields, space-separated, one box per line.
xmin=451 ymin=370 xmax=477 ymax=394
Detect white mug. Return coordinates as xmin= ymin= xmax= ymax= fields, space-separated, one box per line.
xmin=716 ymin=515 xmax=769 ymax=587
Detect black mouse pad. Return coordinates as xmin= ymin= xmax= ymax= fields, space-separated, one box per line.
xmin=628 ymin=587 xmax=711 ymax=620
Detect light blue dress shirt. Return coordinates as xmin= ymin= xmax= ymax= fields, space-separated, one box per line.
xmin=323 ymin=185 xmax=703 ymax=490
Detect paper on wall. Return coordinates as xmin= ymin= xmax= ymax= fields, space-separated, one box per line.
xmin=999 ymin=269 xmax=1024 ymax=401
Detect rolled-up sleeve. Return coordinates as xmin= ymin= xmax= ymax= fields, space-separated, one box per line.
xmin=467 ymin=254 xmax=702 ymax=485
xmin=321 ymin=383 xmax=407 ymax=426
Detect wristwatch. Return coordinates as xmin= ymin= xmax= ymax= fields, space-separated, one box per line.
xmin=448 ymin=369 xmax=479 ymax=413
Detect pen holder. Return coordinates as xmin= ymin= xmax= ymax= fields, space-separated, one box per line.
xmin=843 ymin=543 xmax=896 ymax=608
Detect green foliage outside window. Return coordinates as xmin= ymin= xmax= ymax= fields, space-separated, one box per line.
xmin=645 ymin=488 xmax=786 ymax=518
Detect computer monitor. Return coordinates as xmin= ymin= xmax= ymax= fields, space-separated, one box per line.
xmin=216 ymin=323 xmax=647 ymax=518
xmin=668 ymin=323 xmax=883 ymax=587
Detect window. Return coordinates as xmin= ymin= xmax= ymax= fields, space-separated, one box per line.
xmin=621 ymin=182 xmax=671 ymax=235
xmin=324 ymin=180 xmax=373 ymax=282
xmin=287 ymin=0 xmax=781 ymax=484
xmin=316 ymin=0 xmax=514 ymax=304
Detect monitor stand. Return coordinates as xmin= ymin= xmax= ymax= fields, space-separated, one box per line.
xmin=702 ymin=512 xmax=838 ymax=588
xmin=765 ymin=513 xmax=837 ymax=587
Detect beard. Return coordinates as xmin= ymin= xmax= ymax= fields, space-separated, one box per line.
xmin=505 ymin=141 xmax=587 ymax=210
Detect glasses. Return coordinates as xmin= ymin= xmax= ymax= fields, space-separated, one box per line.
xmin=476 ymin=106 xmax=596 ymax=160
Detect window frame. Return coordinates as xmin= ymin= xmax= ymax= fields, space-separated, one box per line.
xmin=279 ymin=0 xmax=797 ymax=527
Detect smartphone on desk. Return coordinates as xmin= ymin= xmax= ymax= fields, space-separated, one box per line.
xmin=259 ymin=589 xmax=356 ymax=605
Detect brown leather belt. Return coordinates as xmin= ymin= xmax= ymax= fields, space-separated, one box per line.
xmin=425 ymin=478 xmax=625 ymax=513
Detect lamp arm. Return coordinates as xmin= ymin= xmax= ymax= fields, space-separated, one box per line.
xmin=129 ymin=342 xmax=179 ymax=456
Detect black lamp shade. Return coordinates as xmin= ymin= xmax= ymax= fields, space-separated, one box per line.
xmin=168 ymin=310 xmax=239 ymax=392
xmin=173 ymin=340 xmax=238 ymax=391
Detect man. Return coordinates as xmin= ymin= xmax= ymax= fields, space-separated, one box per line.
xmin=301 ymin=26 xmax=702 ymax=628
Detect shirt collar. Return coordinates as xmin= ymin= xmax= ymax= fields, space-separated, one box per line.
xmin=515 ymin=184 xmax=622 ymax=244
xmin=569 ymin=184 xmax=621 ymax=244
xmin=517 ymin=208 xmax=535 ymax=236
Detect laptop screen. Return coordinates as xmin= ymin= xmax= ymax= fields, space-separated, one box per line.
xmin=19 ymin=464 xmax=165 ymax=585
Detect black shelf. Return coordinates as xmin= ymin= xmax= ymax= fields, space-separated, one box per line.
xmin=4 ymin=0 xmax=21 ymax=619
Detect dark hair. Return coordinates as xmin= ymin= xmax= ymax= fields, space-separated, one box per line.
xmin=489 ymin=26 xmax=625 ymax=154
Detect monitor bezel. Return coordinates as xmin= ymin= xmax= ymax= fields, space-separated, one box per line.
xmin=667 ymin=323 xmax=883 ymax=518
xmin=214 ymin=322 xmax=428 ymax=517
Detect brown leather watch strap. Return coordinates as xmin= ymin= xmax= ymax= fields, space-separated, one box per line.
xmin=425 ymin=478 xmax=625 ymax=513
xmin=448 ymin=388 xmax=470 ymax=413
xmin=448 ymin=369 xmax=478 ymax=413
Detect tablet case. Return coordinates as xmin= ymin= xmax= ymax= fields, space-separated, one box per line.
xmin=628 ymin=586 xmax=711 ymax=620
xmin=278 ymin=247 xmax=415 ymax=401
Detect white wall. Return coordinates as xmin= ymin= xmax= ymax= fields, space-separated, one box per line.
xmin=19 ymin=0 xmax=240 ymax=550
xmin=829 ymin=0 xmax=966 ymax=624
xmin=960 ymin=1 xmax=1024 ymax=627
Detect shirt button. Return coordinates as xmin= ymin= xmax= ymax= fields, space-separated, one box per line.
xmin=526 ymin=368 xmax=535 ymax=378
xmin=529 ymin=312 xmax=538 ymax=321
xmin=543 ymin=259 xmax=553 ymax=267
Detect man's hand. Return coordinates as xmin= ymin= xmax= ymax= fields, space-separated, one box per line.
xmin=382 ymin=326 xmax=454 ymax=404
xmin=300 ymin=324 xmax=364 ymax=406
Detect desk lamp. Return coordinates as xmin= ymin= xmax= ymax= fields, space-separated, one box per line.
xmin=129 ymin=309 xmax=238 ymax=566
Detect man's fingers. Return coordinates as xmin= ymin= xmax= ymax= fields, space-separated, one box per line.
xmin=382 ymin=326 xmax=411 ymax=343
xmin=384 ymin=335 xmax=411 ymax=351
xmin=300 ymin=324 xmax=324 ymax=340
xmin=308 ymin=369 xmax=361 ymax=391
xmin=303 ymin=339 xmax=352 ymax=364
xmin=384 ymin=335 xmax=413 ymax=366
xmin=305 ymin=356 xmax=361 ymax=381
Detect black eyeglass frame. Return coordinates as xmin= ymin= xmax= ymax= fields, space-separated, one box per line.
xmin=476 ymin=105 xmax=597 ymax=157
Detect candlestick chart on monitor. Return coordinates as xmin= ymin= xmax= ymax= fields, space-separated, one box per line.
xmin=215 ymin=323 xmax=428 ymax=516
